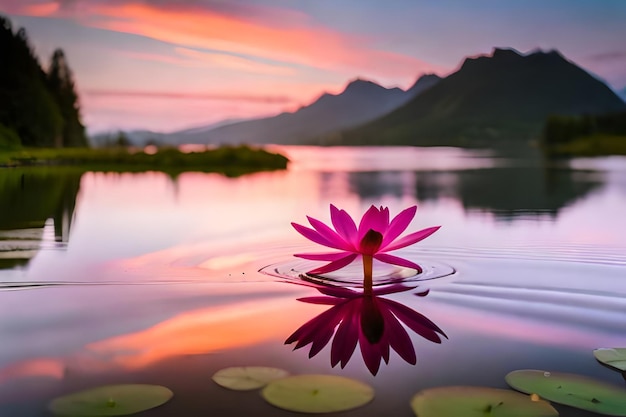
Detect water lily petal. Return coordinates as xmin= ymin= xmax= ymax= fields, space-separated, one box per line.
xmin=308 ymin=253 xmax=358 ymax=275
xmin=307 ymin=216 xmax=353 ymax=251
xmin=331 ymin=302 xmax=360 ymax=368
xmin=297 ymin=296 xmax=343 ymax=305
xmin=358 ymin=331 xmax=383 ymax=375
xmin=380 ymin=206 xmax=417 ymax=249
xmin=374 ymin=253 xmax=422 ymax=272
xmin=382 ymin=298 xmax=447 ymax=343
xmin=382 ymin=226 xmax=441 ymax=252
xmin=380 ymin=307 xmax=417 ymax=365
xmin=286 ymin=305 xmax=343 ymax=348
xmin=317 ymin=286 xmax=362 ymax=299
xmin=378 ymin=206 xmax=390 ymax=232
xmin=372 ymin=284 xmax=418 ymax=296
xmin=291 ymin=222 xmax=344 ymax=250
xmin=308 ymin=304 xmax=347 ymax=357
xmin=358 ymin=206 xmax=388 ymax=242
xmin=294 ymin=252 xmax=351 ymax=261
xmin=330 ymin=204 xmax=358 ymax=246
xmin=380 ymin=336 xmax=391 ymax=364
xmin=286 ymin=305 xmax=337 ymax=345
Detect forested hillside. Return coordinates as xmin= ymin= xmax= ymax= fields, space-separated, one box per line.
xmin=0 ymin=15 xmax=87 ymax=149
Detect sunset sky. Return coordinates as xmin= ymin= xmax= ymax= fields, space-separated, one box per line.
xmin=3 ymin=0 xmax=626 ymax=134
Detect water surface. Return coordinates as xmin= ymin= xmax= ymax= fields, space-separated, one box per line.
xmin=1 ymin=146 xmax=626 ymax=416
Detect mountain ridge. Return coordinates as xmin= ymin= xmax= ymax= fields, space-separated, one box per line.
xmin=89 ymin=48 xmax=624 ymax=149
xmin=332 ymin=48 xmax=626 ymax=147
xmin=97 ymin=74 xmax=441 ymax=147
xmin=191 ymin=74 xmax=440 ymax=145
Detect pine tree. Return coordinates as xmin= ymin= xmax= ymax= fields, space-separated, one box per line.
xmin=46 ymin=49 xmax=88 ymax=147
xmin=0 ymin=16 xmax=62 ymax=147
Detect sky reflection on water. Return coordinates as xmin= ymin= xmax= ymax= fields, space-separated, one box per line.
xmin=1 ymin=147 xmax=626 ymax=416
xmin=1 ymin=146 xmax=625 ymax=290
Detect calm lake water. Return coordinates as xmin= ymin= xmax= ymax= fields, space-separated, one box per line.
xmin=1 ymin=146 xmax=626 ymax=416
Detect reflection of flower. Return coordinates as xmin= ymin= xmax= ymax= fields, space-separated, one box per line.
xmin=285 ymin=285 xmax=447 ymax=375
xmin=292 ymin=205 xmax=440 ymax=275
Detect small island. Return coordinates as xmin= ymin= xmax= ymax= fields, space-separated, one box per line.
xmin=0 ymin=145 xmax=289 ymax=176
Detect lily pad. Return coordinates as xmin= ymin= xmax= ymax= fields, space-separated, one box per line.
xmin=261 ymin=374 xmax=374 ymax=413
xmin=212 ymin=366 xmax=289 ymax=390
xmin=410 ymin=386 xmax=558 ymax=417
xmin=48 ymin=384 xmax=173 ymax=416
xmin=506 ymin=370 xmax=626 ymax=416
xmin=594 ymin=348 xmax=626 ymax=372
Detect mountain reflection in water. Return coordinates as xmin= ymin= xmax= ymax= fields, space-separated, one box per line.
xmin=348 ymin=166 xmax=603 ymax=219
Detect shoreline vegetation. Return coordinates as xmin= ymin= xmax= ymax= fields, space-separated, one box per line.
xmin=543 ymin=134 xmax=626 ymax=157
xmin=541 ymin=112 xmax=626 ymax=157
xmin=0 ymin=145 xmax=289 ymax=176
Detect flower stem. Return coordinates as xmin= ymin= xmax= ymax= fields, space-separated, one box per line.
xmin=363 ymin=254 xmax=373 ymax=294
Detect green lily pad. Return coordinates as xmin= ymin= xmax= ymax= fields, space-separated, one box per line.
xmin=261 ymin=374 xmax=374 ymax=413
xmin=48 ymin=384 xmax=173 ymax=416
xmin=212 ymin=366 xmax=289 ymax=390
xmin=506 ymin=370 xmax=626 ymax=416
xmin=410 ymin=386 xmax=558 ymax=417
xmin=594 ymin=348 xmax=626 ymax=372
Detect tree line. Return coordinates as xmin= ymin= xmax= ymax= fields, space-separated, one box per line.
xmin=0 ymin=15 xmax=88 ymax=149
xmin=542 ymin=112 xmax=626 ymax=145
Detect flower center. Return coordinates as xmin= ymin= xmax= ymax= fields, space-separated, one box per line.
xmin=360 ymin=229 xmax=383 ymax=255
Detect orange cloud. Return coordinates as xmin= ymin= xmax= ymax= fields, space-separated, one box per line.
xmin=115 ymin=47 xmax=296 ymax=76
xmin=0 ymin=358 xmax=65 ymax=383
xmin=10 ymin=1 xmax=440 ymax=82
xmin=85 ymin=298 xmax=313 ymax=369
xmin=19 ymin=1 xmax=59 ymax=16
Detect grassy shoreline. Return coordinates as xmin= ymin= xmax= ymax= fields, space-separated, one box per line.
xmin=0 ymin=145 xmax=289 ymax=176
xmin=543 ymin=134 xmax=626 ymax=157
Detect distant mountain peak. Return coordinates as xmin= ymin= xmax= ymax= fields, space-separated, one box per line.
xmin=528 ymin=48 xmax=564 ymax=58
xmin=339 ymin=46 xmax=626 ymax=147
xmin=409 ymin=73 xmax=442 ymax=85
xmin=344 ymin=78 xmax=385 ymax=92
xmin=406 ymin=73 xmax=442 ymax=95
xmin=491 ymin=47 xmax=523 ymax=59
xmin=460 ymin=47 xmax=568 ymax=72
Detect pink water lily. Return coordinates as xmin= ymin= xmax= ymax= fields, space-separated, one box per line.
xmin=285 ymin=284 xmax=447 ymax=375
xmin=292 ymin=205 xmax=440 ymax=275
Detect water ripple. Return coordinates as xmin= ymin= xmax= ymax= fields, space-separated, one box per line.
xmin=418 ymin=243 xmax=626 ymax=266
xmin=259 ymin=258 xmax=456 ymax=287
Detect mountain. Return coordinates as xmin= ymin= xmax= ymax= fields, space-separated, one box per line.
xmin=166 ymin=74 xmax=440 ymax=146
xmin=334 ymin=48 xmax=626 ymax=147
xmin=175 ymin=118 xmax=245 ymax=136
xmin=89 ymin=129 xmax=167 ymax=147
xmin=619 ymin=87 xmax=626 ymax=102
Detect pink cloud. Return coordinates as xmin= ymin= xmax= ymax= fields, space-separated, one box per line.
xmin=83 ymin=88 xmax=294 ymax=104
xmin=3 ymin=0 xmax=60 ymax=16
xmin=8 ymin=1 xmax=442 ymax=83
xmin=174 ymin=47 xmax=297 ymax=76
